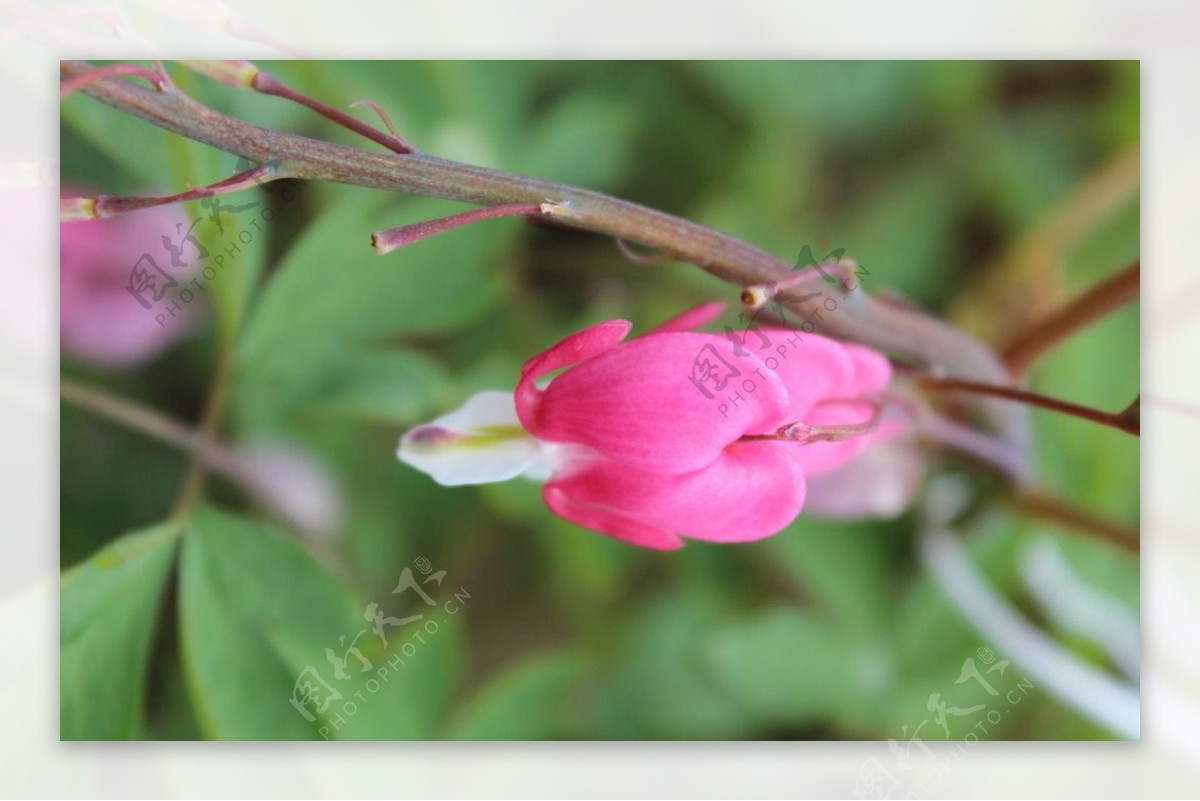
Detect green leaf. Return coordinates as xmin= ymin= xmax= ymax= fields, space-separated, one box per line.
xmin=767 ymin=520 xmax=897 ymax=635
xmin=61 ymin=96 xmax=179 ymax=190
xmin=839 ymin=159 xmax=961 ymax=307
xmin=447 ymin=651 xmax=582 ymax=740
xmin=234 ymin=188 xmax=506 ymax=407
xmin=594 ymin=591 xmax=753 ymax=739
xmin=179 ymin=507 xmax=352 ymax=739
xmin=303 ymin=349 xmax=450 ymax=425
xmin=703 ymin=608 xmax=850 ymax=726
xmin=179 ymin=505 xmax=461 ymax=739
xmin=517 ymin=95 xmax=634 ymax=189
xmin=61 ymin=522 xmax=180 ymax=740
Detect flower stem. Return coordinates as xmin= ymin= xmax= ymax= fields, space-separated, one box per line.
xmin=1012 ymin=490 xmax=1139 ymax=555
xmin=60 ymin=377 xmax=248 ymax=489
xmin=171 ymin=347 xmax=235 ymax=521
xmin=251 ymin=70 xmax=414 ymax=154
xmin=59 ymin=59 xmax=1031 ymax=465
xmin=920 ymin=376 xmax=1140 ymax=436
xmin=373 ymin=202 xmax=546 ymax=254
xmin=1003 ymin=261 xmax=1140 ymax=375
xmin=60 ymin=63 xmax=168 ymax=99
xmin=740 ymin=399 xmax=884 ymax=444
xmin=62 ymin=163 xmax=277 ymax=220
xmin=61 ymin=379 xmax=200 ymax=453
xmin=915 ymin=407 xmax=1035 ymax=486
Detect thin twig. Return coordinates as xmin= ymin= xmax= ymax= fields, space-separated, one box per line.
xmin=1013 ymin=491 xmax=1139 ymax=555
xmin=60 ymin=63 xmax=167 ymax=98
xmin=58 ymin=59 xmax=1031 ymax=463
xmin=60 ymin=377 xmax=247 ymax=487
xmin=61 ymin=379 xmax=200 ymax=453
xmin=920 ymin=377 xmax=1140 ymax=436
xmin=1003 ymin=261 xmax=1140 ymax=375
xmin=170 ymin=348 xmax=236 ymax=520
xmin=251 ymin=71 xmax=415 ymax=154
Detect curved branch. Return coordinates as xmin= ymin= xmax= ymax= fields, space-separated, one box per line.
xmin=59 ymin=59 xmax=1030 ymax=461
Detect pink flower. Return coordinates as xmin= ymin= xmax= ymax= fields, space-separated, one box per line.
xmin=398 ymin=305 xmax=901 ymax=550
xmin=60 ymin=193 xmax=202 ymax=367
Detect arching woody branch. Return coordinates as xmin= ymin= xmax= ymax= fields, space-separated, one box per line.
xmin=58 ymin=59 xmax=1030 ymax=471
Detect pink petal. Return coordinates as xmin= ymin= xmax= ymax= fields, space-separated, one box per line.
xmin=544 ymin=485 xmax=684 ymax=551
xmin=516 ymin=319 xmax=633 ymax=438
xmin=522 ymin=330 xmax=791 ymax=473
xmin=546 ymin=440 xmax=806 ymax=545
xmin=60 ymin=199 xmax=204 ymax=367
xmin=772 ymin=338 xmax=898 ymax=476
xmin=841 ymin=343 xmax=894 ymax=397
xmin=758 ymin=329 xmax=856 ymax=421
xmin=804 ymin=438 xmax=924 ymax=520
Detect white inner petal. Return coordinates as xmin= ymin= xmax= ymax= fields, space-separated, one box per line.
xmin=397 ymin=390 xmax=591 ymax=487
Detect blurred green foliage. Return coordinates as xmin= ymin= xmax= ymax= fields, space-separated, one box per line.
xmin=60 ymin=61 xmax=1138 ymax=741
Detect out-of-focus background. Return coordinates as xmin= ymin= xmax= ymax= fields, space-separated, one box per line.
xmin=58 ymin=61 xmax=1139 ymax=743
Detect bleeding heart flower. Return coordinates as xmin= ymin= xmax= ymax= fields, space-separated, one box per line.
xmin=398 ymin=304 xmax=902 ymax=550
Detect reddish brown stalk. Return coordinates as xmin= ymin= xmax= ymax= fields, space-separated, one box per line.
xmin=372 ymin=203 xmax=546 ymax=254
xmin=1014 ymin=491 xmax=1139 ymax=555
xmin=60 ymin=63 xmax=168 ymax=98
xmin=349 ymin=99 xmax=403 ymax=140
xmin=1003 ymin=261 xmax=1140 ymax=375
xmin=251 ymin=71 xmax=414 ymax=154
xmin=63 ymin=164 xmax=276 ymax=219
xmin=921 ymin=377 xmax=1140 ymax=436
xmin=58 ymin=59 xmax=1032 ymax=464
xmin=740 ymin=400 xmax=884 ymax=444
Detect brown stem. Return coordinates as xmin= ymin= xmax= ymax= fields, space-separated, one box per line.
xmin=60 ymin=377 xmax=251 ymax=493
xmin=58 ymin=59 xmax=1031 ymax=468
xmin=251 ymin=71 xmax=414 ymax=154
xmin=60 ymin=63 xmax=167 ymax=98
xmin=1013 ymin=491 xmax=1139 ymax=555
xmin=170 ymin=346 xmax=235 ymax=520
xmin=1003 ymin=261 xmax=1140 ymax=375
xmin=372 ymin=202 xmax=546 ymax=254
xmin=61 ymin=379 xmax=200 ymax=452
xmin=66 ymin=164 xmax=277 ymax=219
xmin=741 ymin=398 xmax=885 ymax=444
xmin=920 ymin=377 xmax=1140 ymax=436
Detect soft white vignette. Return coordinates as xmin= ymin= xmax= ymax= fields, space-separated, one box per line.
xmin=2 ymin=0 xmax=1195 ymax=797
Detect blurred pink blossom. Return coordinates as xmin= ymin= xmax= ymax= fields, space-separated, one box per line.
xmin=234 ymin=440 xmax=344 ymax=542
xmin=60 ymin=193 xmax=202 ymax=367
xmin=802 ymin=415 xmax=924 ymax=521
